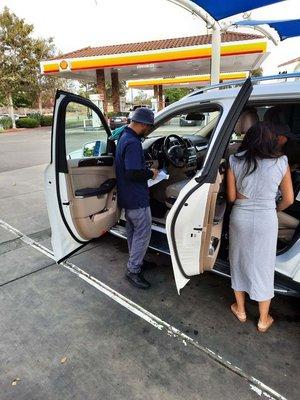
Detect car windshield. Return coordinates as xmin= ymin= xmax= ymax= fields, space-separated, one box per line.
xmin=148 ymin=110 xmax=220 ymax=138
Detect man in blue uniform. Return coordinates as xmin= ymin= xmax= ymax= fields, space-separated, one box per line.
xmin=115 ymin=108 xmax=158 ymax=289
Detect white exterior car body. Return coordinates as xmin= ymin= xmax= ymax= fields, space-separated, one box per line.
xmin=45 ymin=77 xmax=300 ymax=296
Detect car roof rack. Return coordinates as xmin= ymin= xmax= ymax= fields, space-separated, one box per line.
xmin=188 ymin=72 xmax=300 ymax=97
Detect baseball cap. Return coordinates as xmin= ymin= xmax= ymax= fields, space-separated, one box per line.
xmin=132 ymin=107 xmax=154 ymax=126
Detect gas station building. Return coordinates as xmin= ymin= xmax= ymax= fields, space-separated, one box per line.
xmin=40 ymin=31 xmax=268 ymax=113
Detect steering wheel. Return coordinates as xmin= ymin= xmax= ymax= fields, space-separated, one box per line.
xmin=163 ymin=134 xmax=188 ymax=167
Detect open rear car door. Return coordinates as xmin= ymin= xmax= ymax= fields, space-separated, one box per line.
xmin=166 ymin=79 xmax=253 ymax=293
xmin=44 ymin=91 xmax=119 ymax=262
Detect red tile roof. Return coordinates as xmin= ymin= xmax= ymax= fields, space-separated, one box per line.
xmin=53 ymin=32 xmax=263 ymax=60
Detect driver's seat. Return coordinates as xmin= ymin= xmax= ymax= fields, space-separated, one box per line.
xmin=165 ymin=179 xmax=190 ymax=208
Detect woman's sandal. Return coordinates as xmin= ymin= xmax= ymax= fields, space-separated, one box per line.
xmin=230 ymin=303 xmax=247 ymax=322
xmin=257 ymin=317 xmax=274 ymax=333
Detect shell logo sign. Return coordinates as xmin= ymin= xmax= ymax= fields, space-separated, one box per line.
xmin=59 ymin=60 xmax=69 ymax=71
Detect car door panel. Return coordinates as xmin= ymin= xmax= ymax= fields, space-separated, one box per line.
xmin=65 ymin=158 xmax=118 ymax=240
xmin=44 ymin=90 xmax=118 ymax=262
xmin=167 ymin=79 xmax=253 ymax=293
xmin=199 ymin=171 xmax=226 ymax=271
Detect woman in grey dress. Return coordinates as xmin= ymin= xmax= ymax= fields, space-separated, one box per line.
xmin=227 ymin=122 xmax=294 ymax=332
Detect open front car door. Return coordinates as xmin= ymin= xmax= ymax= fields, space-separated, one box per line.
xmin=44 ymin=91 xmax=119 ymax=262
xmin=166 ymin=79 xmax=253 ymax=293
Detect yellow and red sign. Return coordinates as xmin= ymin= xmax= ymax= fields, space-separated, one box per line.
xmin=41 ymin=41 xmax=267 ymax=75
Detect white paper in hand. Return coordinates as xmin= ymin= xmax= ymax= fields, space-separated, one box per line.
xmin=296 ymin=189 xmax=300 ymax=202
xmin=148 ymin=169 xmax=169 ymax=187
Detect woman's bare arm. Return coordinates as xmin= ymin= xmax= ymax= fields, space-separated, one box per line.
xmin=277 ymin=167 xmax=294 ymax=211
xmin=227 ymin=167 xmax=237 ymax=203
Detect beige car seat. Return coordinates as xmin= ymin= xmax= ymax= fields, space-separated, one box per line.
xmin=277 ymin=211 xmax=299 ymax=242
xmin=234 ymin=108 xmax=259 ymax=135
xmin=263 ymin=107 xmax=300 ymax=240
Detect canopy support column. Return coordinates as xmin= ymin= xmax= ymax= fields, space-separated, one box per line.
xmin=96 ymin=69 xmax=108 ymax=114
xmin=158 ymin=85 xmax=164 ymax=111
xmin=111 ymin=70 xmax=121 ymax=113
xmin=210 ymin=24 xmax=221 ymax=84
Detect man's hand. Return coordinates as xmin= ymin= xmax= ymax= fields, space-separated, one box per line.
xmin=150 ymin=168 xmax=159 ymax=180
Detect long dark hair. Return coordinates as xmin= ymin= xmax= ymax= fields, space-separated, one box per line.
xmin=234 ymin=121 xmax=282 ymax=176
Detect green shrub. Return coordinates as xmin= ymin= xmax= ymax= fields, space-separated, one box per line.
xmin=0 ymin=116 xmax=12 ymax=130
xmin=27 ymin=112 xmax=42 ymax=124
xmin=41 ymin=114 xmax=53 ymax=126
xmin=16 ymin=117 xmax=39 ymax=128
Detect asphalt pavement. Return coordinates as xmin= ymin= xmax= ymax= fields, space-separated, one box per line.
xmin=0 ymin=128 xmax=299 ymax=400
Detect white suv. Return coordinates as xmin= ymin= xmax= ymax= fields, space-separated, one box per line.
xmin=44 ymin=75 xmax=300 ymax=297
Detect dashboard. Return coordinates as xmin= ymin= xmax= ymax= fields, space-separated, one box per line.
xmin=142 ymin=135 xmax=208 ymax=170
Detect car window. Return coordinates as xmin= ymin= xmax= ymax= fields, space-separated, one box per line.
xmin=65 ymin=102 xmax=108 ymax=159
xmin=148 ymin=110 xmax=220 ymax=138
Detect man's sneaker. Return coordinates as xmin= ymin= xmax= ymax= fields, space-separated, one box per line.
xmin=126 ymin=271 xmax=151 ymax=289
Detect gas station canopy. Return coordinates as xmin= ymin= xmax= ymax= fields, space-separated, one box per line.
xmin=41 ymin=31 xmax=267 ymax=83
xmin=127 ymin=71 xmax=249 ymax=89
xmin=234 ymin=19 xmax=300 ymax=40
xmin=188 ymin=0 xmax=285 ymax=20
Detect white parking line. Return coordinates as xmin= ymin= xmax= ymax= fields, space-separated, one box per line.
xmin=0 ymin=218 xmax=287 ymax=400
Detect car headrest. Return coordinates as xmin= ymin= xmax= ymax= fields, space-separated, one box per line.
xmin=235 ymin=109 xmax=259 ymax=135
xmin=263 ymin=106 xmax=287 ymax=124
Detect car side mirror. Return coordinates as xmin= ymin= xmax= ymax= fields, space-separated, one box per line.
xmin=83 ymin=140 xmax=104 ymax=157
xmin=185 ymin=112 xmax=205 ymax=121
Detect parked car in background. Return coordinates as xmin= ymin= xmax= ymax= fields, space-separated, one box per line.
xmin=109 ymin=114 xmax=128 ymax=130
xmin=179 ymin=114 xmax=197 ymax=126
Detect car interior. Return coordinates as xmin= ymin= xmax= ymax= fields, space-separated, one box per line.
xmin=63 ymin=100 xmax=300 ymax=262
xmin=143 ymin=102 xmax=300 ymax=258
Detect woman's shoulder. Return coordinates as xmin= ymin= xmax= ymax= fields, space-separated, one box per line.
xmin=261 ymin=154 xmax=287 ymax=164
xmin=265 ymin=155 xmax=289 ymax=177
xmin=277 ymin=154 xmax=289 ymax=174
xmin=268 ymin=155 xmax=288 ymax=166
xmin=229 ymin=152 xmax=246 ymax=172
xmin=229 ymin=150 xmax=246 ymax=161
xmin=278 ymin=154 xmax=288 ymax=163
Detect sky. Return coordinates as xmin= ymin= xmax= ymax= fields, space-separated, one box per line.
xmin=2 ymin=0 xmax=300 ymax=76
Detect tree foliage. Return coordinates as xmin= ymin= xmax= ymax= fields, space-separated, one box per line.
xmin=163 ymin=87 xmax=191 ymax=104
xmin=0 ymin=7 xmax=35 ymax=97
xmin=106 ymin=80 xmax=127 ymax=99
xmin=0 ymin=7 xmax=64 ymax=125
xmin=78 ymin=80 xmax=127 ymax=102
xmin=133 ymin=90 xmax=151 ymax=106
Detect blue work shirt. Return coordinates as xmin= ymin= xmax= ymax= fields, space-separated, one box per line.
xmin=115 ymin=126 xmax=151 ymax=210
